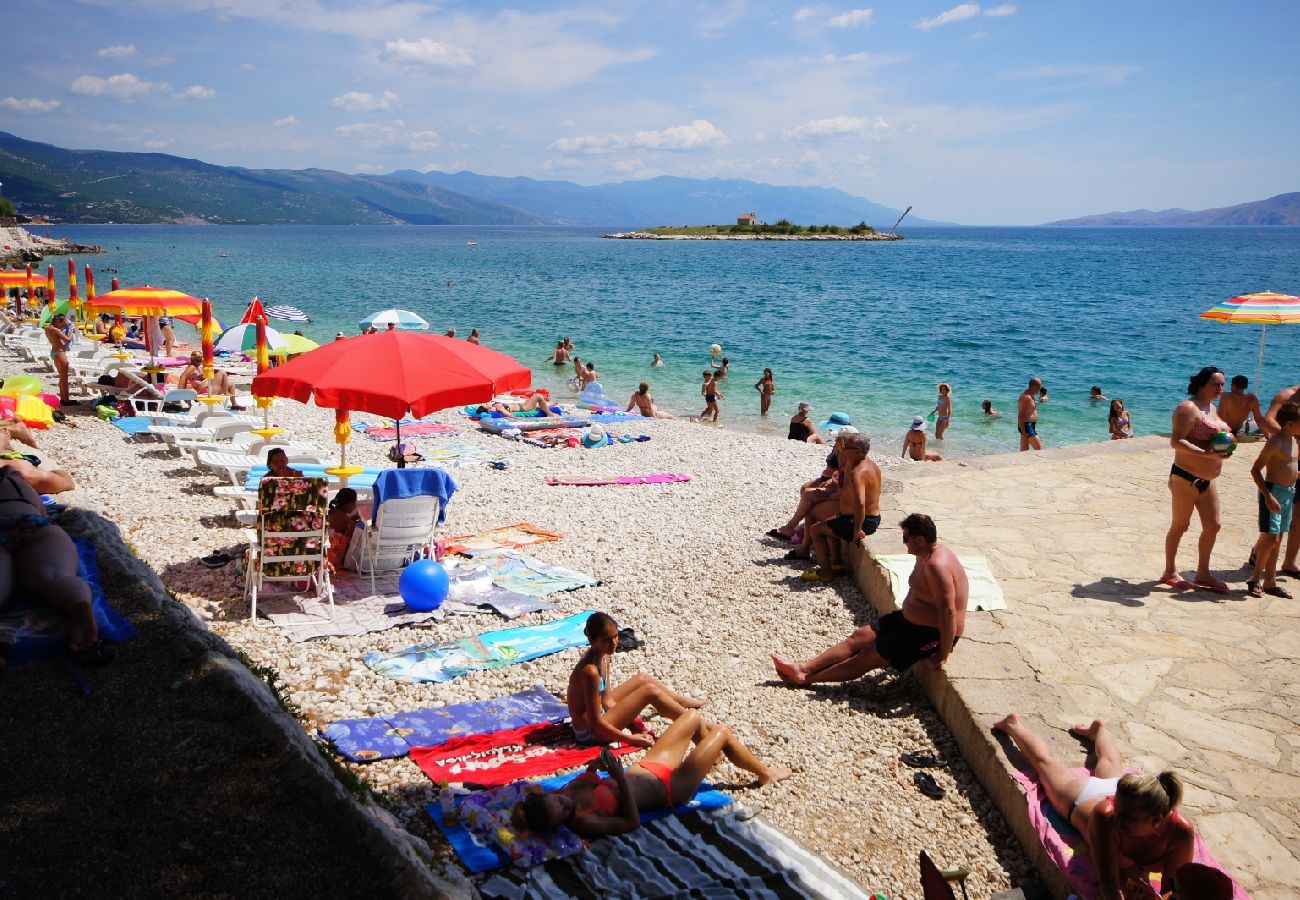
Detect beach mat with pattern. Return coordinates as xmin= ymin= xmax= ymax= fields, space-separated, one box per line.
xmin=410 ymin=721 xmax=642 ymax=787
xmin=0 ymin=537 xmax=136 ymax=664
xmin=444 ymin=523 xmax=563 ymax=556
xmin=320 ymin=685 xmax=569 ymax=762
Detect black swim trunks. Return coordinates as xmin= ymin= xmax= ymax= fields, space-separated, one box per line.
xmin=1019 ymin=421 xmax=1038 ymax=437
xmin=826 ymin=513 xmax=881 ymax=542
xmin=874 ymin=610 xmax=958 ymax=670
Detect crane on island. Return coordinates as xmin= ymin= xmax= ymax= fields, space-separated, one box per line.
xmin=887 ymin=206 xmax=912 ymax=236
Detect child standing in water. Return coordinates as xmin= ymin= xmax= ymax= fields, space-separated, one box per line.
xmin=699 ymin=371 xmax=723 ymax=422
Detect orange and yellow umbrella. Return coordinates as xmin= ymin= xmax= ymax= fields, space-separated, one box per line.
xmin=86 ymin=285 xmax=203 ymax=317
xmin=1200 ymin=291 xmax=1300 ymax=386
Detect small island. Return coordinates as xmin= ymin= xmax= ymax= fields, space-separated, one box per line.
xmin=604 ymin=216 xmax=902 ymax=241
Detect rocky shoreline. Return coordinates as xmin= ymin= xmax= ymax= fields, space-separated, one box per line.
xmin=603 ymin=230 xmax=903 ymax=241
xmin=1 ymin=225 xmax=104 ymax=263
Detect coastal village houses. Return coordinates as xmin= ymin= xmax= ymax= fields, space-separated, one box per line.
xmin=737 ymin=212 xmax=757 ymax=225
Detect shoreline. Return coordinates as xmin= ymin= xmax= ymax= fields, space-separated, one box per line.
xmin=603 ymin=229 xmax=902 ymax=241
xmin=1 ymin=225 xmax=104 ymax=263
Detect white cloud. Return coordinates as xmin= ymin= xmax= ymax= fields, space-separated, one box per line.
xmin=631 ymin=119 xmax=727 ymax=150
xmin=984 ymin=4 xmax=1017 ymax=16
xmin=335 ymin=122 xmax=398 ymax=137
xmin=234 ymin=62 xmax=256 ymax=74
xmin=273 ymin=115 xmax=299 ymax=126
xmin=174 ymin=84 xmax=216 ymax=100
xmin=793 ymin=6 xmax=823 ymax=21
xmin=69 ymin=73 xmax=168 ymax=102
xmin=330 ymin=90 xmax=399 ymax=112
xmin=142 ymin=139 xmax=173 ymax=149
xmin=407 ymin=129 xmax=440 ymax=151
xmin=829 ymin=8 xmax=874 ymax=28
xmin=1005 ymin=64 xmax=1140 ymax=86
xmin=784 ymin=115 xmax=892 ymax=141
xmin=384 ymin=37 xmax=475 ymax=68
xmin=915 ymin=3 xmax=981 ymax=30
xmin=1 ymin=96 xmax=61 ymax=113
xmin=97 ymin=44 xmax=136 ymax=59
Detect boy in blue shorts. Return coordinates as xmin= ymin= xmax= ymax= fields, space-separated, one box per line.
xmin=1249 ymin=402 xmax=1300 ymax=598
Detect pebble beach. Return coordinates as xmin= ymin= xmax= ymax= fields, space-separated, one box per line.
xmin=13 ymin=341 xmax=1035 ymax=896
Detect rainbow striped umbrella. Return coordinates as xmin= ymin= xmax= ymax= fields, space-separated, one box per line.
xmin=1200 ymin=291 xmax=1300 ymax=386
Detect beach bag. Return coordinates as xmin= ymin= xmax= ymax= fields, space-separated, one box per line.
xmin=388 ymin=442 xmax=424 ymax=464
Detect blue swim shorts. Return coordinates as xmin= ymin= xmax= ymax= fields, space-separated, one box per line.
xmin=1258 ymin=482 xmax=1296 ymax=535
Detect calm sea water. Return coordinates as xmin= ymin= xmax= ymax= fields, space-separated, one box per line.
xmin=52 ymin=224 xmax=1300 ymax=456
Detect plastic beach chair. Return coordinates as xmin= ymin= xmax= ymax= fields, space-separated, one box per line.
xmin=243 ymin=476 xmax=333 ymax=625
xmin=355 ymin=494 xmax=441 ymax=593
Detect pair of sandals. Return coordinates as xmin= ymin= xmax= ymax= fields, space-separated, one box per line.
xmin=615 ymin=627 xmax=644 ymax=652
xmin=1247 ymin=580 xmax=1293 ymax=599
xmin=200 ymin=550 xmax=234 ymax=569
xmin=903 ymin=752 xmax=949 ymax=799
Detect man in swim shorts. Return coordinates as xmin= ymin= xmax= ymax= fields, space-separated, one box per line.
xmin=802 ymin=432 xmax=881 ymax=583
xmin=1018 ymin=377 xmax=1043 ymax=452
xmin=1218 ymin=375 xmax=1264 ymax=437
xmin=1262 ymin=384 xmax=1300 ymax=580
xmin=773 ymin=513 xmax=968 ymax=684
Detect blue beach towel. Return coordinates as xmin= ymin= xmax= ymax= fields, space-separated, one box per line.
xmin=0 ymin=537 xmax=136 ymax=665
xmin=320 ymin=685 xmax=570 ymax=762
xmin=588 ymin=412 xmax=642 ymax=424
xmin=428 ymin=770 xmax=733 ymax=873
xmin=364 ymin=609 xmax=596 ymax=683
xmin=371 ymin=467 xmax=457 ymax=525
xmin=110 ymin=416 xmax=156 ymax=435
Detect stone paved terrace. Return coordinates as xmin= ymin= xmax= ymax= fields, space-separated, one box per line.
xmin=849 ymin=435 xmax=1297 ymax=899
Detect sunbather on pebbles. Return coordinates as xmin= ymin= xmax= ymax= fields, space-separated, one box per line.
xmin=475 ymin=393 xmax=554 ymax=416
xmin=516 ymin=710 xmax=791 ymax=840
xmin=626 ymin=382 xmax=674 ymax=419
xmin=773 ymin=513 xmax=965 ymax=683
xmin=566 ymin=612 xmax=704 ymax=748
xmin=993 ymin=714 xmax=1197 ymax=900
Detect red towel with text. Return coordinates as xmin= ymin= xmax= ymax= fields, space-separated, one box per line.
xmin=411 ymin=721 xmax=643 ymax=786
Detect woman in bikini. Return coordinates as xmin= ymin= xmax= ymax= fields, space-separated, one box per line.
xmin=625 ymin=382 xmax=672 ymax=419
xmin=0 ymin=462 xmax=108 ymax=666
xmin=901 ymin=416 xmax=943 ymax=462
xmin=178 ymin=352 xmax=241 ymax=408
xmin=44 ymin=312 xmax=75 ymax=406
xmin=519 ymin=708 xmax=791 ymax=839
xmin=1162 ymin=367 xmax=1233 ymax=593
xmin=994 ymin=714 xmax=1198 ymax=900
xmin=1109 ymin=399 xmax=1133 ymax=440
xmin=932 ymin=382 xmax=953 ymax=440
xmin=566 ymin=612 xmax=703 ymax=748
xmin=755 ymin=368 xmax=776 ymax=416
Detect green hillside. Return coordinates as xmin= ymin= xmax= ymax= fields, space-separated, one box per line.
xmin=0 ymin=132 xmax=541 ymax=225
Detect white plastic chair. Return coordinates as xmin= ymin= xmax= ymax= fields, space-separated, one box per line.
xmin=355 ymin=495 xmax=441 ymax=592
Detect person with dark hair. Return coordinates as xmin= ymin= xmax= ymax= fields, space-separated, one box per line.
xmin=1247 ymin=402 xmax=1299 ymax=598
xmin=262 ymin=447 xmax=303 ymax=480
xmin=516 ymin=710 xmax=791 ymax=839
xmin=44 ymin=311 xmax=76 ymax=406
xmin=326 ymin=488 xmax=362 ymax=572
xmin=802 ymin=432 xmax=881 ymax=582
xmin=1261 ymin=383 xmax=1300 ymax=579
xmin=1108 ymin=399 xmax=1133 ymax=440
xmin=1218 ymin=375 xmax=1263 ymax=436
xmin=773 ymin=513 xmax=967 ymax=684
xmin=754 ymin=368 xmax=775 ymax=415
xmin=626 ymin=382 xmax=672 ymax=418
xmin=1161 ymin=367 xmax=1233 ymax=593
xmin=994 ymin=714 xmax=1198 ymax=900
xmin=1018 ymin=377 xmax=1043 ymax=451
xmin=466 ymin=328 xmax=480 ymax=345
xmin=543 ymin=341 xmax=570 ymax=366
xmin=567 ymin=612 xmax=703 ymax=748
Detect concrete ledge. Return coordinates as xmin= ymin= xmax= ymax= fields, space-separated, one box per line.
xmin=62 ymin=503 xmax=472 ymax=900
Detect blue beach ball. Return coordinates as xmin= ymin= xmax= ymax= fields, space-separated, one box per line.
xmin=399 ymin=559 xmax=450 ymax=611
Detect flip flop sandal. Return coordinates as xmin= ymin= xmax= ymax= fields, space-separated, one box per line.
xmin=200 ymin=552 xmax=233 ymax=568
xmin=901 ymin=752 xmax=949 ymax=769
xmin=1247 ymin=580 xmax=1263 ymax=598
xmin=1281 ymin=568 xmax=1300 ymax=580
xmin=1263 ymin=585 xmax=1294 ymax=599
xmin=800 ymin=571 xmax=834 ymax=583
xmin=914 ymin=771 xmax=946 ymax=799
xmin=616 ymin=627 xmax=645 ymax=652
xmin=784 ymin=549 xmax=811 ymax=561
xmin=765 ymin=528 xmax=788 ymax=539
xmin=1158 ymin=575 xmax=1195 ymax=591
xmin=1192 ymin=578 xmax=1230 ymax=595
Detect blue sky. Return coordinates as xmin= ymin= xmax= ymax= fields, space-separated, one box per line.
xmin=2 ymin=1 xmax=1297 ymax=224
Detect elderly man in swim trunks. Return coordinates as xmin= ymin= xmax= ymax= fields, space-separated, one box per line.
xmin=1261 ymin=384 xmax=1300 ymax=580
xmin=774 ymin=513 xmax=967 ymax=684
xmin=801 ymin=432 xmax=881 ymax=583
xmin=1018 ymin=377 xmax=1043 ymax=451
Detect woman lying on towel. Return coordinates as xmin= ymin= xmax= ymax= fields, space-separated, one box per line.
xmin=518 ymin=710 xmax=792 ymax=838
xmin=475 ymin=394 xmax=555 ymax=417
xmin=995 ymin=713 xmax=1196 ymax=900
xmin=567 ymin=612 xmax=703 ymax=748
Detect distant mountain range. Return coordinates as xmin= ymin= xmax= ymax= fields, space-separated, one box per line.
xmin=1046 ymin=193 xmax=1300 ymax=226
xmin=0 ymin=131 xmax=950 ymax=228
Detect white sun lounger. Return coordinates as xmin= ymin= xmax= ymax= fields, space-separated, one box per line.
xmin=197 ymin=448 xmax=327 ymax=485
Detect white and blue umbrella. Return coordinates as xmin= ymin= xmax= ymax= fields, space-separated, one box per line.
xmin=266 ymin=303 xmax=310 ymax=323
xmin=358 ymin=308 xmax=429 ymax=331
xmin=216 ymin=321 xmax=288 ymax=353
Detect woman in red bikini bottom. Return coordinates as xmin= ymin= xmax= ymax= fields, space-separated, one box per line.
xmin=1162 ymin=367 xmax=1234 ymax=594
xmin=516 ymin=709 xmax=791 ymax=839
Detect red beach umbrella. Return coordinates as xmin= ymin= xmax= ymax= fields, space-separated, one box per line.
xmin=240 ymin=296 xmax=268 ymax=325
xmin=252 ymin=331 xmax=531 ymax=472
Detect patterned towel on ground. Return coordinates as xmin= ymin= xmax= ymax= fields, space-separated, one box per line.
xmin=360 ymin=421 xmax=458 ymax=441
xmin=320 ymin=685 xmax=569 ymax=762
xmin=109 ymin=416 xmax=156 ymax=435
xmin=467 ymin=550 xmax=599 ymax=597
xmin=873 ymin=553 xmax=1008 ymax=611
xmin=444 ymin=523 xmax=563 ymax=556
xmin=364 ymin=609 xmax=596 ymax=683
xmin=477 ymin=808 xmax=867 ymax=898
xmin=0 ymin=538 xmax=136 ymax=664
xmin=544 ymin=473 xmax=690 ymax=486
xmin=587 ymin=412 xmax=643 ymax=423
xmin=429 ymin=770 xmax=733 ymax=874
xmin=1012 ymin=767 xmax=1249 ymax=899
xmin=420 ymin=440 xmax=505 ymax=468
xmin=411 ymin=721 xmax=643 ymax=787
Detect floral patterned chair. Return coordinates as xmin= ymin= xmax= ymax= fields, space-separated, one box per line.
xmin=244 ymin=476 xmax=333 ymax=625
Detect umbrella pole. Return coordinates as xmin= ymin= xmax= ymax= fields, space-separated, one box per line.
xmin=1255 ymin=323 xmax=1267 ymax=391
xmin=395 ymin=418 xmax=405 ymax=469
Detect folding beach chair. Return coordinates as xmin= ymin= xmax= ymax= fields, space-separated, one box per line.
xmin=243 ymin=476 xmax=333 ymax=625
xmin=354 ymin=493 xmax=441 ymax=592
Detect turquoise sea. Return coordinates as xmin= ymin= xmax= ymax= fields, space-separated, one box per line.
xmin=53 ymin=224 xmax=1300 ymax=457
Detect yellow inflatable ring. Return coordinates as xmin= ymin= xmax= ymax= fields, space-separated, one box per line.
xmin=0 ymin=374 xmax=43 ymax=396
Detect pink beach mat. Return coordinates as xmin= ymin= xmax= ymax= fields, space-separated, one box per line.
xmin=1011 ymin=767 xmax=1249 ymax=899
xmin=543 ymin=473 xmax=691 ymax=486
xmin=362 ymin=421 xmax=457 ymax=441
